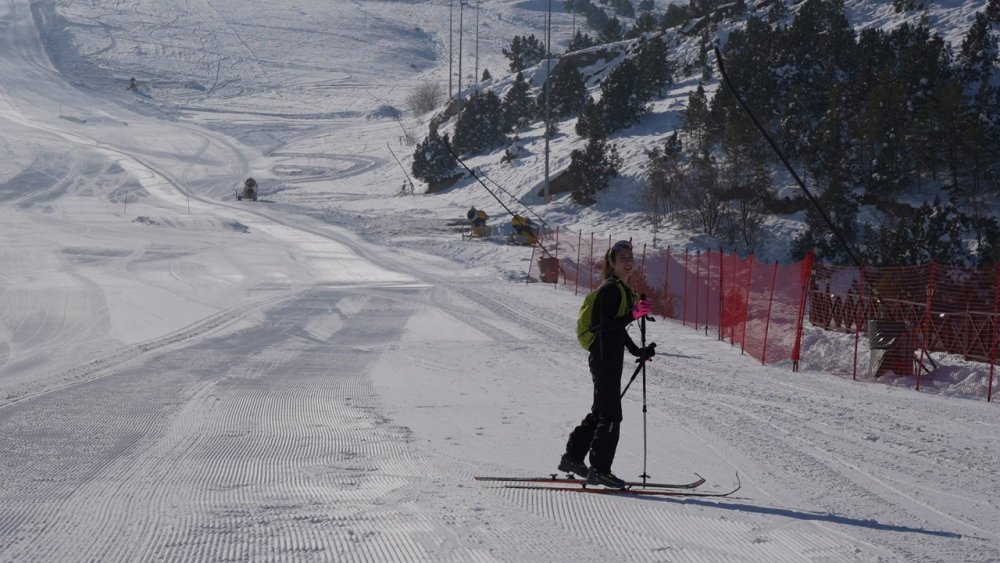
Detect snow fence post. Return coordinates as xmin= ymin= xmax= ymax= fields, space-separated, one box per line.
xmin=717 ymin=249 xmax=724 ymax=341
xmin=852 ymin=266 xmax=866 ymax=381
xmin=740 ymin=256 xmax=754 ymax=356
xmin=792 ymin=251 xmax=815 ymax=373
xmin=694 ymin=250 xmax=701 ymax=332
xmin=761 ymin=261 xmax=778 ymax=365
xmin=527 ymin=245 xmax=536 ymax=285
xmin=990 ymin=263 xmax=998 ymax=401
xmin=705 ymin=250 xmax=713 ymax=337
xmin=663 ymin=246 xmax=671 ymax=320
xmin=554 ymin=226 xmax=560 ymax=286
xmin=917 ymin=262 xmax=938 ymax=391
xmin=682 ymin=249 xmax=689 ymax=327
xmin=575 ymin=231 xmax=582 ymax=296
xmin=587 ymin=233 xmax=594 ymax=293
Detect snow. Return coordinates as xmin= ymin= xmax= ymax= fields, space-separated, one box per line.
xmin=1 ymin=0 xmax=998 ymax=561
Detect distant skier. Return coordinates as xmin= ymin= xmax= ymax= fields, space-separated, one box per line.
xmin=559 ymin=240 xmax=655 ymax=488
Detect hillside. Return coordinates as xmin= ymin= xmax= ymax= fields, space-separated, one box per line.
xmin=0 ymin=0 xmax=998 ymax=560
xmin=421 ymin=0 xmax=998 ymax=265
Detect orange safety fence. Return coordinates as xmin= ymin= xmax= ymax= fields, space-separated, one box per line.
xmin=811 ymin=262 xmax=999 ymax=399
xmin=529 ymin=229 xmax=813 ymax=369
xmin=528 ymin=227 xmax=997 ymax=402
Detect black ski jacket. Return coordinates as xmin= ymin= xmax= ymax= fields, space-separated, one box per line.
xmin=587 ymin=277 xmax=640 ymax=420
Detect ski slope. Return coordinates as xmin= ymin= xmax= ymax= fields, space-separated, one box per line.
xmin=0 ymin=0 xmax=997 ymax=561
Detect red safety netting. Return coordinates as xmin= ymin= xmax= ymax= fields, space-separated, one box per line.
xmin=811 ymin=262 xmax=999 ymax=399
xmin=530 ymin=229 xmax=812 ymax=368
xmin=528 ymin=228 xmax=997 ymax=402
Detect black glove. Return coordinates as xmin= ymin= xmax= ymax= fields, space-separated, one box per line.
xmin=636 ymin=342 xmax=656 ymax=362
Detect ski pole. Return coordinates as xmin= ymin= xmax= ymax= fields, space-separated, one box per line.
xmin=620 ymin=357 xmax=645 ymax=399
xmin=621 ymin=296 xmax=656 ymax=399
xmin=639 ymin=296 xmax=650 ymax=484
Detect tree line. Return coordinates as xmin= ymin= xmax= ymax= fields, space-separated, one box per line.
xmin=411 ymin=0 xmax=1000 ymax=267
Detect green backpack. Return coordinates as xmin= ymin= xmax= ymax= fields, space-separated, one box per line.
xmin=576 ymin=279 xmax=631 ymax=351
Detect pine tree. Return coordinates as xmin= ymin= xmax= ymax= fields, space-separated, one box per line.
xmin=452 ymin=91 xmax=507 ymax=154
xmin=566 ymin=137 xmax=622 ymax=205
xmin=644 ymin=132 xmax=685 ymax=219
xmin=635 ymin=35 xmax=674 ymax=98
xmin=988 ymin=0 xmax=1000 ymax=22
xmin=610 ymin=0 xmax=634 ymax=18
xmin=968 ymin=212 xmax=1000 ymax=266
xmin=568 ymin=30 xmax=596 ymax=52
xmin=790 ymin=180 xmax=860 ymax=264
xmin=598 ymin=17 xmax=624 ymax=43
xmin=959 ymin=12 xmax=998 ymax=88
xmin=575 ymin=96 xmax=605 ymax=139
xmin=683 ymin=84 xmax=710 ymax=153
xmin=481 ymin=68 xmax=492 ymax=81
xmin=502 ymin=72 xmax=536 ymax=131
xmin=626 ymin=13 xmax=659 ymax=39
xmin=542 ymin=62 xmax=588 ymax=118
xmin=597 ymin=58 xmax=649 ymax=133
xmin=660 ymin=4 xmax=690 ymax=29
xmin=502 ymin=35 xmax=546 ymax=72
xmin=411 ymin=131 xmax=458 ymax=184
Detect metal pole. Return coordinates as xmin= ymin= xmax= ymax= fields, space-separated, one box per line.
xmin=475 ymin=0 xmax=480 ymax=81
xmin=449 ymin=0 xmax=454 ymax=99
xmin=640 ymin=310 xmax=650 ymax=483
xmin=543 ymin=0 xmax=551 ymax=201
xmin=458 ymin=2 xmax=465 ymax=103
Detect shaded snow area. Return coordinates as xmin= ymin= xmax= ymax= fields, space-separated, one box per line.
xmin=0 ymin=0 xmax=997 ymax=561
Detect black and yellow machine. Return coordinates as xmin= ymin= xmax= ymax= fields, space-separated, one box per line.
xmin=509 ymin=215 xmax=539 ymax=246
xmin=237 ymin=177 xmax=258 ymax=201
xmin=466 ymin=207 xmax=490 ymax=238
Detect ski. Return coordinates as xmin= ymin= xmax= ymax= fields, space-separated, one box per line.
xmin=500 ymin=481 xmax=740 ymax=498
xmin=474 ymin=474 xmax=706 ymax=490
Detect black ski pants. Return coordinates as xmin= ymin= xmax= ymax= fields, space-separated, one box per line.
xmin=564 ymin=354 xmax=623 ymax=473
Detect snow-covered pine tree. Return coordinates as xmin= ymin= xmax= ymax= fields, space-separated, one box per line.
xmin=598 ymin=58 xmax=649 ymax=133
xmin=568 ymin=30 xmax=596 ymax=52
xmin=452 ymin=90 xmax=507 ymax=154
xmin=566 ymin=137 xmax=622 ymax=205
xmin=598 ymin=17 xmax=624 ymax=43
xmin=635 ymin=35 xmax=673 ymax=98
xmin=411 ymin=131 xmax=458 ymax=185
xmin=502 ymin=35 xmax=546 ymax=73
xmin=959 ymin=12 xmax=998 ymax=88
xmin=988 ymin=0 xmax=1000 ymax=21
xmin=542 ymin=63 xmax=588 ymax=119
xmin=575 ymin=96 xmax=605 ymax=139
xmin=502 ymin=72 xmax=536 ymax=131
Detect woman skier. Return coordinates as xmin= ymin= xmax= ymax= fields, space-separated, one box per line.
xmin=559 ymin=240 xmax=656 ymax=488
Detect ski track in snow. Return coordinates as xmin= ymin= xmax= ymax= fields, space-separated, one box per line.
xmin=0 ymin=0 xmax=998 ymax=560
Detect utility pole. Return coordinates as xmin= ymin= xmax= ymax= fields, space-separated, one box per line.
xmin=543 ymin=0 xmax=552 ymax=201
xmin=449 ymin=0 xmax=454 ymax=99
xmin=458 ymin=1 xmax=465 ymax=103
xmin=474 ymin=0 xmax=480 ymax=81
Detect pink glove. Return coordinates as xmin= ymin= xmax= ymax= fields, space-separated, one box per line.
xmin=632 ymin=299 xmax=652 ymax=320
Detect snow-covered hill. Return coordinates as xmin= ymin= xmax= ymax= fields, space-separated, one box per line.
xmin=0 ymin=0 xmax=997 ymax=560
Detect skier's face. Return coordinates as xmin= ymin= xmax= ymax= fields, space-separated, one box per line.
xmin=610 ymin=248 xmax=634 ymax=281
